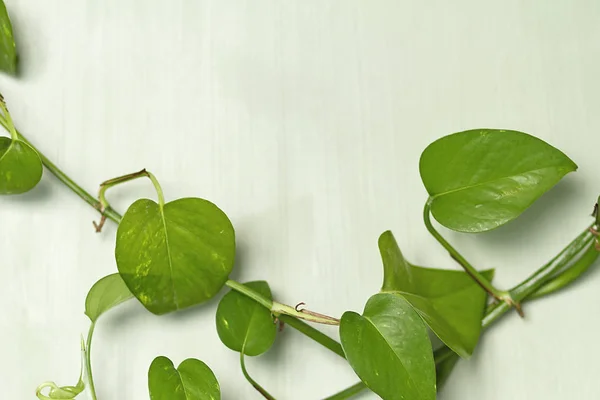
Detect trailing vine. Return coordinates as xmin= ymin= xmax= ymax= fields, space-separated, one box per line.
xmin=0 ymin=3 xmax=597 ymax=400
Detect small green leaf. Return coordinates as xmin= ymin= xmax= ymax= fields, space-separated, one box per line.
xmin=379 ymin=231 xmax=491 ymax=358
xmin=116 ymin=197 xmax=235 ymax=315
xmin=340 ymin=293 xmax=435 ymax=400
xmin=148 ymin=356 xmax=220 ymax=400
xmin=216 ymin=280 xmax=276 ymax=356
xmin=0 ymin=137 xmax=43 ymax=194
xmin=85 ymin=273 xmax=134 ymax=322
xmin=0 ymin=0 xmax=17 ymax=75
xmin=419 ymin=129 xmax=577 ymax=232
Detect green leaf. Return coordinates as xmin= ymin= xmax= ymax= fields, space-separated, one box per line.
xmin=0 ymin=137 xmax=43 ymax=194
xmin=216 ymin=280 xmax=276 ymax=356
xmin=148 ymin=356 xmax=220 ymax=400
xmin=419 ymin=129 xmax=577 ymax=232
xmin=85 ymin=273 xmax=134 ymax=322
xmin=0 ymin=0 xmax=17 ymax=75
xmin=379 ymin=231 xmax=491 ymax=358
xmin=116 ymin=197 xmax=235 ymax=315
xmin=340 ymin=293 xmax=435 ymax=400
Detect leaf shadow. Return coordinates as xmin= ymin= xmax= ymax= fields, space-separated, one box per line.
xmin=0 ymin=177 xmax=53 ymax=206
xmin=8 ymin=7 xmax=46 ymax=79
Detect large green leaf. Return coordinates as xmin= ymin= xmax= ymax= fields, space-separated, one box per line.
xmin=215 ymin=280 xmax=276 ymax=356
xmin=0 ymin=137 xmax=43 ymax=194
xmin=85 ymin=273 xmax=134 ymax=322
xmin=419 ymin=129 xmax=577 ymax=232
xmin=116 ymin=197 xmax=235 ymax=315
xmin=0 ymin=0 xmax=17 ymax=74
xmin=379 ymin=231 xmax=491 ymax=358
xmin=148 ymin=356 xmax=220 ymax=400
xmin=340 ymin=293 xmax=435 ymax=400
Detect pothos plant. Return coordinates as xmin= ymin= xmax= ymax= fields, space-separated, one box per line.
xmin=1 ymin=4 xmax=598 ymax=400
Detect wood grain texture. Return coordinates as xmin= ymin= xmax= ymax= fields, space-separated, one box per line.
xmin=1 ymin=1 xmax=600 ymax=398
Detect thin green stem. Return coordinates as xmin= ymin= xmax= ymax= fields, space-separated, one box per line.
xmin=271 ymin=302 xmax=340 ymax=326
xmin=85 ymin=322 xmax=98 ymax=400
xmin=98 ymin=169 xmax=148 ymax=209
xmin=530 ymin=244 xmax=599 ymax=300
xmin=423 ymin=199 xmax=515 ymax=308
xmin=277 ymin=315 xmax=345 ymax=358
xmin=483 ymin=224 xmax=595 ymax=327
xmin=240 ymin=344 xmax=276 ymax=400
xmin=225 ymin=280 xmax=273 ymax=309
xmin=225 ymin=280 xmax=340 ymax=325
xmin=146 ymin=171 xmax=165 ymax=207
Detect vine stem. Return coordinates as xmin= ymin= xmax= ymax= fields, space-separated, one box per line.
xmin=0 ymin=117 xmax=122 ymax=224
xmin=423 ymin=198 xmax=522 ymax=314
xmin=225 ymin=280 xmax=340 ymax=325
xmin=240 ymin=342 xmax=277 ymax=400
xmin=85 ymin=322 xmax=98 ymax=400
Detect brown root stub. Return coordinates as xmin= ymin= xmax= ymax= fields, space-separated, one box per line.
xmin=93 ymin=214 xmax=107 ymax=233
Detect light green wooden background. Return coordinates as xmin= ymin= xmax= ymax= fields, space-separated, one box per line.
xmin=1 ymin=1 xmax=599 ymax=399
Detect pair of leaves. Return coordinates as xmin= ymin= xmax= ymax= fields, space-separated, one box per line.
xmin=149 ymin=356 xmax=220 ymax=400
xmin=339 ymin=231 xmax=491 ymax=399
xmin=0 ymin=136 xmax=43 ymax=194
xmin=420 ymin=129 xmax=577 ymax=232
xmin=379 ymin=231 xmax=491 ymax=358
xmin=116 ymin=197 xmax=236 ymax=315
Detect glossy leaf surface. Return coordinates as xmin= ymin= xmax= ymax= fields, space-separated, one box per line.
xmin=379 ymin=231 xmax=491 ymax=358
xmin=419 ymin=129 xmax=577 ymax=232
xmin=0 ymin=137 xmax=43 ymax=194
xmin=116 ymin=197 xmax=235 ymax=315
xmin=148 ymin=356 xmax=220 ymax=400
xmin=85 ymin=273 xmax=134 ymax=322
xmin=216 ymin=280 xmax=276 ymax=356
xmin=340 ymin=293 xmax=435 ymax=400
xmin=0 ymin=0 xmax=17 ymax=74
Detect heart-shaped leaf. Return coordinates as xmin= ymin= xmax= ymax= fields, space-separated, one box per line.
xmin=379 ymin=231 xmax=491 ymax=358
xmin=419 ymin=129 xmax=577 ymax=232
xmin=116 ymin=197 xmax=235 ymax=315
xmin=216 ymin=280 xmax=276 ymax=356
xmin=85 ymin=273 xmax=134 ymax=322
xmin=340 ymin=293 xmax=435 ymax=400
xmin=148 ymin=356 xmax=220 ymax=400
xmin=0 ymin=137 xmax=43 ymax=194
xmin=0 ymin=0 xmax=17 ymax=74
